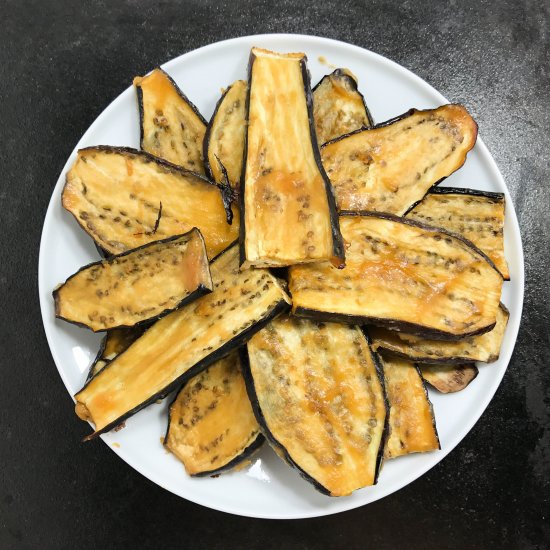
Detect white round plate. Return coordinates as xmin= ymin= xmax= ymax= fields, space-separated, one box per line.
xmin=39 ymin=34 xmax=524 ymax=519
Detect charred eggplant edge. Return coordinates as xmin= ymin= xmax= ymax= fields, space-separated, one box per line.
xmin=238 ymin=49 xmax=345 ymax=268
xmin=53 ymin=229 xmax=213 ymax=333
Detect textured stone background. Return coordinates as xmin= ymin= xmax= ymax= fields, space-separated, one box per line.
xmin=1 ymin=1 xmax=548 ymax=548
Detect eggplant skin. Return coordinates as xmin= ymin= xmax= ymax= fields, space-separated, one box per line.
xmin=134 ymin=68 xmax=207 ymax=172
xmin=53 ymin=228 xmax=212 ymax=332
xmin=63 ymin=146 xmax=238 ymax=258
xmin=405 ymin=187 xmax=509 ymax=280
xmin=241 ymin=318 xmax=387 ymax=497
xmin=164 ymin=351 xmax=264 ymax=477
xmin=321 ymin=105 xmax=478 ymax=215
xmin=240 ymin=47 xmax=344 ymax=269
xmin=74 ymin=243 xmax=291 ymax=439
xmin=290 ymin=212 xmax=503 ymax=341
xmin=312 ymin=68 xmax=373 ymax=145
xmin=203 ymin=80 xmax=247 ymax=188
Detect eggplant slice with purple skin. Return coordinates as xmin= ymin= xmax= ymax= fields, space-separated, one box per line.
xmin=419 ymin=363 xmax=479 ymax=394
xmin=312 ymin=68 xmax=373 ymax=145
xmin=203 ymin=80 xmax=247 ymax=189
xmin=164 ymin=351 xmax=264 ymax=477
xmin=240 ymin=47 xmax=344 ymax=269
xmin=369 ymin=303 xmax=509 ymax=364
xmin=405 ymin=187 xmax=509 ymax=280
xmin=320 ymin=104 xmax=478 ymax=214
xmin=378 ymin=353 xmax=440 ymax=459
xmin=74 ymin=243 xmax=291 ymax=439
xmin=242 ymin=316 xmax=387 ymax=497
xmin=134 ymin=68 xmax=207 ymax=172
xmin=289 ymin=212 xmax=504 ymax=340
xmin=54 ymin=229 xmax=212 ymax=332
xmin=62 ymin=146 xmax=238 ymax=259
xmin=86 ymin=326 xmax=145 ymax=381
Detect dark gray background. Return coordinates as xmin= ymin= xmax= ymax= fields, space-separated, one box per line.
xmin=1 ymin=1 xmax=548 ymax=548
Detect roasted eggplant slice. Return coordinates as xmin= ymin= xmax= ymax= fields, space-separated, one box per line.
xmin=379 ymin=354 xmax=440 ymax=458
xmin=289 ymin=213 xmax=503 ymax=340
xmin=406 ymin=187 xmax=509 ymax=280
xmin=54 ymin=229 xmax=212 ymax=332
xmin=312 ymin=68 xmax=373 ymax=145
xmin=241 ymin=47 xmax=344 ymax=268
xmin=420 ymin=363 xmax=479 ymax=393
xmin=321 ymin=105 xmax=478 ymax=214
xmin=87 ymin=327 xmax=144 ymax=380
xmin=370 ymin=303 xmax=509 ymax=364
xmin=164 ymin=351 xmax=264 ymax=476
xmin=62 ymin=146 xmax=238 ymax=258
xmin=242 ymin=316 xmax=387 ymax=496
xmin=134 ymin=68 xmax=207 ymax=172
xmin=74 ymin=243 xmax=290 ymax=438
xmin=203 ymin=80 xmax=247 ymax=188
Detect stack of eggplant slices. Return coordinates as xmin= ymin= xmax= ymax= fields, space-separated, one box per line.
xmin=54 ymin=47 xmax=509 ymax=497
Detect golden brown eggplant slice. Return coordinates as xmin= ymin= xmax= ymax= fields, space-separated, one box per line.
xmin=370 ymin=303 xmax=509 ymax=364
xmin=321 ymin=105 xmax=478 ymax=214
xmin=165 ymin=351 xmax=263 ymax=476
xmin=379 ymin=354 xmax=440 ymax=458
xmin=74 ymin=243 xmax=291 ymax=438
xmin=62 ymin=146 xmax=238 ymax=258
xmin=406 ymin=187 xmax=509 ymax=280
xmin=289 ymin=213 xmax=503 ymax=340
xmin=420 ymin=363 xmax=479 ymax=393
xmin=203 ymin=80 xmax=247 ymax=188
xmin=134 ymin=68 xmax=207 ymax=172
xmin=243 ymin=317 xmax=387 ymax=496
xmin=54 ymin=229 xmax=212 ymax=332
xmin=312 ymin=68 xmax=373 ymax=145
xmin=241 ymin=47 xmax=344 ymax=268
xmin=87 ymin=327 xmax=145 ymax=380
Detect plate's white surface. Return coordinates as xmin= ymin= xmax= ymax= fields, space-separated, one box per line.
xmin=38 ymin=34 xmax=524 ymax=519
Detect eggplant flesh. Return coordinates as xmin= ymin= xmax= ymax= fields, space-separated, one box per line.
xmin=312 ymin=68 xmax=373 ymax=145
xmin=379 ymin=354 xmax=440 ymax=459
xmin=289 ymin=213 xmax=503 ymax=340
xmin=243 ymin=316 xmax=387 ymax=496
xmin=406 ymin=187 xmax=509 ymax=280
xmin=204 ymin=80 xmax=247 ymax=188
xmin=420 ymin=363 xmax=479 ymax=393
xmin=241 ymin=47 xmax=344 ymax=268
xmin=74 ymin=243 xmax=291 ymax=438
xmin=62 ymin=146 xmax=238 ymax=258
xmin=321 ymin=105 xmax=478 ymax=214
xmin=54 ymin=229 xmax=212 ymax=332
xmin=87 ymin=327 xmax=144 ymax=380
xmin=134 ymin=68 xmax=207 ymax=172
xmin=369 ymin=303 xmax=509 ymax=364
xmin=165 ymin=351 xmax=263 ymax=476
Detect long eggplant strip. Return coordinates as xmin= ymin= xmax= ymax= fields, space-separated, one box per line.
xmin=312 ymin=68 xmax=373 ymax=145
xmin=74 ymin=244 xmax=291 ymax=438
xmin=321 ymin=105 xmax=478 ymax=214
xmin=54 ymin=229 xmax=212 ymax=332
xmin=134 ymin=68 xmax=207 ymax=172
xmin=63 ymin=146 xmax=238 ymax=258
xmin=289 ymin=213 xmax=503 ymax=340
xmin=203 ymin=80 xmax=247 ymax=188
xmin=243 ymin=316 xmax=387 ymax=496
xmin=406 ymin=187 xmax=509 ymax=280
xmin=369 ymin=303 xmax=509 ymax=364
xmin=379 ymin=354 xmax=440 ymax=458
xmin=241 ymin=47 xmax=344 ymax=268
xmin=165 ymin=351 xmax=264 ymax=476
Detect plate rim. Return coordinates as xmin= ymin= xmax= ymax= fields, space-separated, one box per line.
xmin=38 ymin=32 xmax=524 ymax=519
